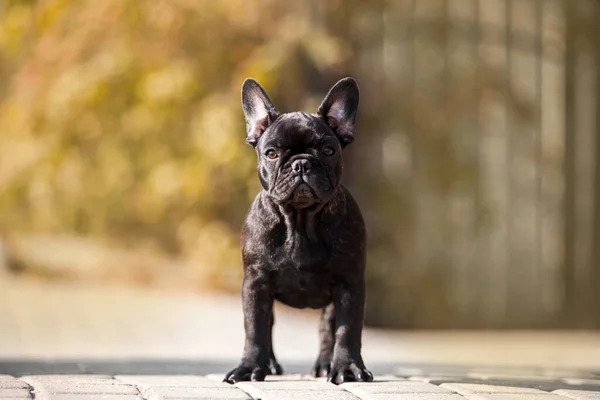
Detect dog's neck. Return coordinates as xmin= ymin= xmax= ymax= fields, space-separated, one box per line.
xmin=261 ymin=186 xmax=346 ymax=246
xmin=279 ymin=203 xmax=322 ymax=245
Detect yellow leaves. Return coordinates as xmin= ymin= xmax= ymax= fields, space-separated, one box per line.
xmin=96 ymin=142 xmax=133 ymax=193
xmin=45 ymin=66 xmax=89 ymax=122
xmin=149 ymin=161 xmax=182 ymax=200
xmin=137 ymin=61 xmax=197 ymax=104
xmin=301 ymin=30 xmax=350 ymax=71
xmin=121 ymin=105 xmax=157 ymax=137
xmin=0 ymin=135 xmax=44 ymax=193
xmin=0 ymin=3 xmax=31 ymax=54
xmin=145 ymin=1 xmax=184 ymax=31
xmin=232 ymin=44 xmax=285 ymax=96
xmin=26 ymin=167 xmax=55 ymax=227
xmin=0 ymin=99 xmax=29 ymax=133
xmin=55 ymin=153 xmax=83 ymax=196
xmin=179 ymin=160 xmax=209 ymax=200
xmin=191 ymin=94 xmax=241 ymax=165
xmin=46 ymin=50 xmax=130 ymax=122
xmin=35 ymin=0 xmax=72 ymax=32
xmin=215 ymin=0 xmax=273 ymax=31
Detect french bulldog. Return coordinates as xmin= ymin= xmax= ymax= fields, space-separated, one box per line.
xmin=223 ymin=77 xmax=372 ymax=385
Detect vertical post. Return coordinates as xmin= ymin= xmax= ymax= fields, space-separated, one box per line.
xmin=535 ymin=0 xmax=544 ymax=322
xmin=504 ymin=0 xmax=513 ymax=326
xmin=593 ymin=0 xmax=600 ymax=328
xmin=473 ymin=0 xmax=485 ymax=327
xmin=409 ymin=0 xmax=419 ymax=327
xmin=563 ymin=0 xmax=577 ymax=326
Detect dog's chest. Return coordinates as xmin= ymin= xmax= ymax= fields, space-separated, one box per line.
xmin=270 ymin=230 xmax=334 ymax=309
xmin=273 ymin=267 xmax=333 ymax=309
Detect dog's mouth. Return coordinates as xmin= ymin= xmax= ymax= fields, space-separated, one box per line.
xmin=271 ymin=177 xmax=321 ymax=208
xmin=290 ymin=182 xmax=316 ymax=206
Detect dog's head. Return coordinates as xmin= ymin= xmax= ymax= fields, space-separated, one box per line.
xmin=241 ymin=77 xmax=359 ymax=209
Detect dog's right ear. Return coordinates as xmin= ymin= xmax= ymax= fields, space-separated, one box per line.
xmin=241 ymin=78 xmax=278 ymax=146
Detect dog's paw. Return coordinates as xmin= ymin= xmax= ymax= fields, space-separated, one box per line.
xmin=311 ymin=355 xmax=331 ymax=377
xmin=269 ymin=357 xmax=284 ymax=375
xmin=223 ymin=364 xmax=270 ymax=384
xmin=327 ymin=359 xmax=373 ymax=385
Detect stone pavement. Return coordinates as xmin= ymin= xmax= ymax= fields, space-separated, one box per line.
xmin=1 ymin=367 xmax=600 ymax=400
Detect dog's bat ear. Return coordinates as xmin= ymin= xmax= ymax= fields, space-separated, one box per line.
xmin=317 ymin=77 xmax=359 ymax=148
xmin=241 ymin=78 xmax=278 ymax=146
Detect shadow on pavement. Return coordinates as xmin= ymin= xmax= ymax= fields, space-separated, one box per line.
xmin=0 ymin=359 xmax=399 ymax=377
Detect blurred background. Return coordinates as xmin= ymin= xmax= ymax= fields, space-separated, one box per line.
xmin=0 ymin=0 xmax=599 ymax=357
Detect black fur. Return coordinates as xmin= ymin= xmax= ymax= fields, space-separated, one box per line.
xmin=224 ymin=78 xmax=372 ymax=385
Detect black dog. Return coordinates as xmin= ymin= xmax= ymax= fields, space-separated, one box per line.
xmin=223 ymin=77 xmax=372 ymax=385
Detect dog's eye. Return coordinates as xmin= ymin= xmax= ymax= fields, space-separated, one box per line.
xmin=323 ymin=146 xmax=335 ymax=156
xmin=265 ymin=149 xmax=278 ymax=159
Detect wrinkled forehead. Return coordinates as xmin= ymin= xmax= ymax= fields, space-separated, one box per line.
xmin=259 ymin=112 xmax=332 ymax=148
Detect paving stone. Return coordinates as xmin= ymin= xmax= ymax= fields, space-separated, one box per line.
xmin=309 ymin=375 xmax=404 ymax=385
xmin=235 ymin=379 xmax=355 ymax=400
xmin=21 ymin=375 xmax=142 ymax=397
xmin=0 ymin=388 xmax=32 ymax=399
xmin=0 ymin=377 xmax=29 ymax=389
xmin=0 ymin=388 xmax=31 ymax=396
xmin=45 ymin=396 xmax=144 ymax=400
xmin=236 ymin=380 xmax=345 ymax=391
xmin=342 ymin=380 xmax=453 ymax=394
xmin=263 ymin=375 xmax=308 ymax=381
xmin=116 ymin=375 xmax=228 ymax=387
xmin=235 ymin=387 xmax=359 ymax=400
xmin=115 ymin=375 xmax=251 ymax=399
xmin=144 ymin=386 xmax=251 ymax=399
xmin=342 ymin=395 xmax=465 ymax=400
xmin=335 ymin=378 xmax=462 ymax=400
xmin=441 ymin=383 xmax=546 ymax=395
xmin=553 ymin=389 xmax=600 ymax=399
xmin=0 ymin=398 xmax=32 ymax=400
xmin=469 ymin=394 xmax=568 ymax=400
xmin=369 ymin=375 xmax=406 ymax=381
xmin=435 ymin=374 xmax=588 ymax=393
xmin=426 ymin=375 xmax=600 ymax=393
xmin=207 ymin=373 xmax=316 ymax=384
xmin=409 ymin=375 xmax=558 ymax=392
xmin=31 ymin=383 xmax=139 ymax=395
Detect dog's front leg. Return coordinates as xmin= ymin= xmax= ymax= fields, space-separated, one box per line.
xmin=224 ymin=273 xmax=273 ymax=383
xmin=327 ymin=279 xmax=373 ymax=384
xmin=312 ymin=302 xmax=335 ymax=377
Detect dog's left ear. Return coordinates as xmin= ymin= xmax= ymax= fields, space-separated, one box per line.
xmin=317 ymin=77 xmax=359 ymax=148
xmin=241 ymin=78 xmax=278 ymax=146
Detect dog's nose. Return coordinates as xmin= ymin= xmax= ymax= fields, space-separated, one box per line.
xmin=292 ymin=159 xmax=311 ymax=174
